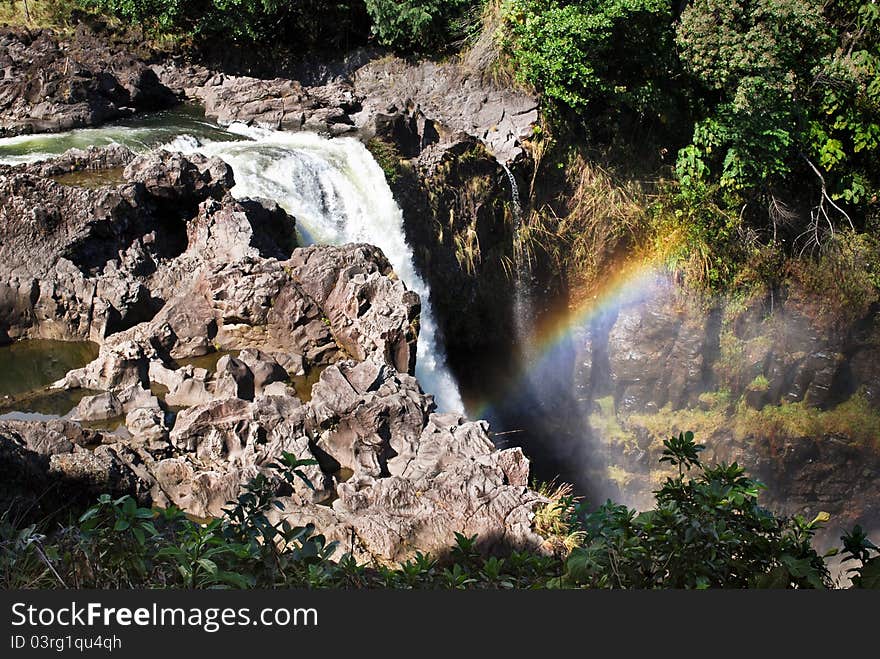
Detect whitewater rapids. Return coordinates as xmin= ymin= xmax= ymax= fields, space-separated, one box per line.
xmin=0 ymin=115 xmax=464 ymax=412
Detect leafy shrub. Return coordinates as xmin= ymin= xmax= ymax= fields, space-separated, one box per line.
xmin=78 ymin=0 xmax=370 ymax=49
xmin=500 ymin=0 xmax=677 ymax=121
xmin=364 ymin=0 xmax=480 ymax=52
xmin=560 ymin=432 xmax=833 ymax=588
xmin=676 ymin=0 xmax=880 ymax=242
xmin=784 ymin=231 xmax=880 ymax=330
xmin=2 ymin=437 xmax=877 ymax=589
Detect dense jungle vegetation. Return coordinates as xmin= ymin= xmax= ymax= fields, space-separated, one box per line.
xmin=3 ymin=435 xmax=879 ymax=589
xmin=2 ymin=1 xmax=879 ymax=588
xmin=6 ymin=0 xmax=877 ymax=306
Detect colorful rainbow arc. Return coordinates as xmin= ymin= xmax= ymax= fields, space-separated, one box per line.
xmin=471 ymin=261 xmax=663 ymax=420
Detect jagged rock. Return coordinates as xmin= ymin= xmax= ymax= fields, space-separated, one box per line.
xmin=262 ymin=381 xmax=298 ymax=397
xmin=49 ymin=446 xmax=144 ymax=496
xmin=214 ymin=355 xmax=255 ymax=401
xmin=0 ymin=419 xmax=96 ymax=456
xmin=61 ymin=339 xmax=150 ymax=391
xmin=27 ymin=144 xmax=136 ymax=177
xmin=237 ymin=349 xmax=289 ymax=395
xmin=72 ymin=392 xmax=123 ymax=422
xmin=187 ymin=197 xmax=297 ymax=262
xmin=0 ymin=24 xmax=177 ymax=138
xmin=353 ymin=56 xmax=537 ymax=163
xmin=152 ymin=67 xmax=360 ymax=134
xmin=123 ymin=150 xmax=233 ymax=207
xmin=0 ymin=140 xmax=549 ymax=562
xmin=125 ymin=405 xmax=169 ymax=449
xmin=290 ymin=245 xmax=420 ymax=374
xmin=165 ymin=375 xmax=215 ymax=408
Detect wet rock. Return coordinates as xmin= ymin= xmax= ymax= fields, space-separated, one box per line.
xmin=123 ymin=150 xmax=233 ymax=208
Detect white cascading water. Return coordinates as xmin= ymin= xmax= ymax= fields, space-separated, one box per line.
xmin=170 ymin=126 xmax=464 ymax=412
xmin=0 ymin=119 xmax=465 ymax=412
xmin=499 ymin=160 xmax=533 ymax=356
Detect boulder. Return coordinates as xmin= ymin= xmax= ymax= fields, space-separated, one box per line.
xmin=72 ymin=392 xmax=123 ymax=422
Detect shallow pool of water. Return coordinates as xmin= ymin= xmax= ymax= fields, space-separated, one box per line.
xmin=51 ymin=166 xmax=127 ymax=189
xmin=0 ymin=340 xmax=99 ymax=398
xmin=290 ymin=365 xmax=328 ymax=403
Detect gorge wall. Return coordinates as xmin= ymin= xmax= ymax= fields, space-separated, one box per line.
xmin=3 ymin=19 xmax=879 ymax=553
xmin=567 ymin=274 xmax=880 ymax=539
xmin=0 ymin=142 xmax=548 ymax=564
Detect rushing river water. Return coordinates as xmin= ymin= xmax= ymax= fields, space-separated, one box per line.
xmin=0 ymin=109 xmax=464 ymax=413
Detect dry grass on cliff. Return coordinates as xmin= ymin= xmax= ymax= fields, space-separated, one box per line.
xmin=784 ymin=231 xmax=880 ymax=333
xmin=517 ymin=147 xmax=654 ymax=291
xmin=458 ymin=0 xmax=522 ymax=91
xmin=533 ymin=481 xmax=585 ymax=557
xmin=0 ymin=0 xmax=76 ymax=28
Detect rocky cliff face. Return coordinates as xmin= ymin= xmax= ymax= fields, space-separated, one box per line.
xmin=571 ymin=273 xmax=880 ymax=537
xmin=0 ymin=146 xmax=548 ymax=563
xmin=6 ymin=24 xmax=539 ymax=364
xmin=0 ymin=24 xmax=176 ymax=137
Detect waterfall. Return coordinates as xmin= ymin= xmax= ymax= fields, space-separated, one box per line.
xmin=0 ymin=118 xmax=465 ymax=413
xmin=499 ymin=160 xmax=534 ymax=357
xmin=177 ymin=126 xmax=465 ymax=413
xmin=499 ymin=161 xmax=521 ymax=222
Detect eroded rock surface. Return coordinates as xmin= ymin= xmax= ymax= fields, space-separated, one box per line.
xmin=154 ymin=50 xmax=537 ymax=163
xmin=0 ymin=145 xmax=547 ymax=563
xmin=0 ymin=24 xmax=176 ymax=137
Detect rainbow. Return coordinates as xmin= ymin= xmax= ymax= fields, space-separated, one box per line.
xmin=471 ymin=260 xmax=665 ymax=420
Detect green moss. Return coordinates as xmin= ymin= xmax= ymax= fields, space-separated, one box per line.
xmin=627 ymin=399 xmax=729 ymax=443
xmin=625 ymin=388 xmax=880 ymax=449
xmin=746 ymin=374 xmax=770 ymax=393
xmin=698 ymin=389 xmax=731 ymax=410
xmin=588 ymin=395 xmax=633 ymax=445
xmin=734 ymin=392 xmax=880 ymax=447
xmin=366 ymin=138 xmax=403 ymax=185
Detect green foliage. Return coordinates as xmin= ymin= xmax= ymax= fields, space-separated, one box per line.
xmin=78 ymin=0 xmax=369 ymax=48
xmin=364 ymin=0 xmax=480 ymax=52
xmin=675 ymin=0 xmax=880 ymax=235
xmin=500 ymin=0 xmax=675 ymax=118
xmin=366 ymin=138 xmax=403 ymax=185
xmin=3 ymin=440 xmax=877 ymax=589
xmin=841 ymin=525 xmax=880 ymax=588
xmin=503 ymin=0 xmax=880 ymax=298
xmin=676 ymin=0 xmax=827 ymax=197
xmin=561 ymin=433 xmax=834 ymax=588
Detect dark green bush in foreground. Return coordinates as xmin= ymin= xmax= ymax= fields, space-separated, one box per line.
xmin=2 ymin=434 xmax=877 ymax=589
